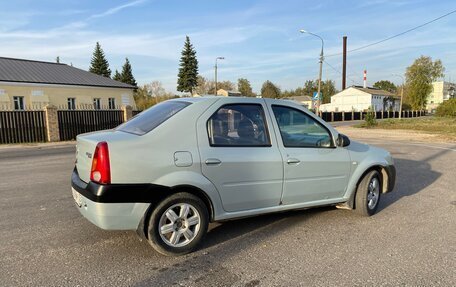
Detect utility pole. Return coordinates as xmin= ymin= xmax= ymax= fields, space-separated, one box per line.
xmin=299 ymin=29 xmax=324 ymax=114
xmin=342 ymin=36 xmax=347 ymax=90
xmin=215 ymin=57 xmax=224 ymax=95
xmin=399 ymin=85 xmax=404 ymax=119
xmin=393 ymin=74 xmax=404 ymax=119
xmin=317 ymin=45 xmax=323 ymax=113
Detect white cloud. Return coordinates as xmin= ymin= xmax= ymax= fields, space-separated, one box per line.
xmin=88 ymin=0 xmax=147 ymax=20
xmin=0 ymin=11 xmax=37 ymax=32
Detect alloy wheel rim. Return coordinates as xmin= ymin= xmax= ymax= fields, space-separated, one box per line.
xmin=367 ymin=177 xmax=380 ymax=210
xmin=158 ymin=203 xmax=201 ymax=248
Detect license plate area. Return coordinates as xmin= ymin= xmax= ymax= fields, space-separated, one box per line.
xmin=72 ymin=189 xmax=83 ymax=207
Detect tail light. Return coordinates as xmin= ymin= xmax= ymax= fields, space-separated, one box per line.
xmin=90 ymin=142 xmax=111 ymax=184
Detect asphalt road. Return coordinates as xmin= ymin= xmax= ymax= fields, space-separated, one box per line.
xmin=1 ymin=138 xmax=455 ymax=287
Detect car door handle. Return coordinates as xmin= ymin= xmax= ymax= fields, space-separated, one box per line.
xmin=287 ymin=158 xmax=300 ymax=164
xmin=205 ymin=158 xmax=222 ymax=165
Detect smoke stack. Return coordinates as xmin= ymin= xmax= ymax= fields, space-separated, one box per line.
xmin=342 ymin=36 xmax=347 ymax=90
xmin=363 ymin=70 xmax=367 ymax=88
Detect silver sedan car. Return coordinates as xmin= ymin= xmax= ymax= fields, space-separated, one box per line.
xmin=71 ymin=96 xmax=395 ymax=256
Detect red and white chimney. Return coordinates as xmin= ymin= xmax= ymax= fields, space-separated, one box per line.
xmin=363 ymin=70 xmax=367 ymax=88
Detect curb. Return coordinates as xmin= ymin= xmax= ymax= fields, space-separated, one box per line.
xmin=0 ymin=141 xmax=76 ymax=151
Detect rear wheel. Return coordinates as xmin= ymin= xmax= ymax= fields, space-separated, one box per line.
xmin=147 ymin=192 xmax=209 ymax=256
xmin=355 ymin=170 xmax=382 ymax=216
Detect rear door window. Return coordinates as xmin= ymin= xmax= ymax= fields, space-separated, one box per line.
xmin=207 ymin=104 xmax=271 ymax=147
xmin=117 ymin=101 xmax=191 ymax=135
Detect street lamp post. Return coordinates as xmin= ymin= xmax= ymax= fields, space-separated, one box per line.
xmin=300 ymin=29 xmax=324 ymax=115
xmin=392 ymin=74 xmax=404 ymax=119
xmin=215 ymin=57 xmax=225 ymax=95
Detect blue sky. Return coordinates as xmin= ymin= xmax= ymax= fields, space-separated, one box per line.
xmin=1 ymin=0 xmax=455 ymax=94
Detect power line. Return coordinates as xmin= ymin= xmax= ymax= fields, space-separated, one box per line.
xmin=323 ymin=60 xmax=360 ymax=85
xmin=326 ymin=8 xmax=456 ymax=57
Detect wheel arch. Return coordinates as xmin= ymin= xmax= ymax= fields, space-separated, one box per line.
xmin=136 ymin=184 xmax=215 ymax=240
xmin=341 ymin=164 xmax=391 ymax=210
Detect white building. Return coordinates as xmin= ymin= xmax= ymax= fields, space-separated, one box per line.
xmin=216 ymin=89 xmax=242 ymax=97
xmin=285 ymin=95 xmax=313 ymax=109
xmin=193 ymin=89 xmax=242 ymax=97
xmin=426 ymin=81 xmax=455 ymax=112
xmin=320 ymin=86 xmax=400 ymax=112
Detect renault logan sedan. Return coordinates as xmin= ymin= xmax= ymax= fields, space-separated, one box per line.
xmin=71 ymin=96 xmax=395 ymax=256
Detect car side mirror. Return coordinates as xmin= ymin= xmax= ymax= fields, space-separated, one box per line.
xmin=337 ymin=133 xmax=350 ymax=147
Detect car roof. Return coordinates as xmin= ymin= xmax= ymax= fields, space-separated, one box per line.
xmin=169 ymin=96 xmax=310 ymax=111
xmin=167 ymin=96 xmax=216 ymax=103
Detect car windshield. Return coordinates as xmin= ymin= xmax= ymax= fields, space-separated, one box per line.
xmin=117 ymin=101 xmax=191 ymax=135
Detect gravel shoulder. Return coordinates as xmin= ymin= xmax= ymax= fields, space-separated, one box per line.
xmin=336 ymin=125 xmax=456 ymax=144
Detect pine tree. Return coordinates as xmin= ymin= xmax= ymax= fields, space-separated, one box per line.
xmin=177 ymin=36 xmax=199 ymax=94
xmin=56 ymin=56 xmax=60 ymax=63
xmin=113 ymin=69 xmax=122 ymax=81
xmin=89 ymin=42 xmax=111 ymax=78
xmin=120 ymin=58 xmax=137 ymax=87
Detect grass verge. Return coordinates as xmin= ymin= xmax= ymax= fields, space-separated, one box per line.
xmin=355 ymin=116 xmax=456 ymax=141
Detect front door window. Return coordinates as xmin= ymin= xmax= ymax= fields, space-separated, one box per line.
xmin=272 ymin=105 xmax=333 ymax=148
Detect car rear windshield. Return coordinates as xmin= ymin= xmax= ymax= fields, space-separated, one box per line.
xmin=116 ymin=101 xmax=191 ymax=135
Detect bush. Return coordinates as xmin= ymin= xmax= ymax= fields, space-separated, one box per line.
xmin=364 ymin=106 xmax=377 ymax=127
xmin=436 ymin=99 xmax=456 ymax=117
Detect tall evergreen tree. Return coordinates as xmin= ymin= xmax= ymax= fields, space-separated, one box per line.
xmin=177 ymin=36 xmax=199 ymax=94
xmin=113 ymin=69 xmax=121 ymax=81
xmin=120 ymin=58 xmax=137 ymax=87
xmin=56 ymin=56 xmax=60 ymax=63
xmin=89 ymin=42 xmax=111 ymax=78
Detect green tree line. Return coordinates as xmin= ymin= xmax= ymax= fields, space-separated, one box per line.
xmin=83 ymin=39 xmax=447 ymax=112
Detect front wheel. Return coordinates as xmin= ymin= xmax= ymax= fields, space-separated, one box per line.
xmin=147 ymin=192 xmax=209 ymax=256
xmin=355 ymin=170 xmax=382 ymax=216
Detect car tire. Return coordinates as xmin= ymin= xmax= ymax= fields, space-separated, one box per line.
xmin=355 ymin=170 xmax=382 ymax=216
xmin=147 ymin=192 xmax=209 ymax=256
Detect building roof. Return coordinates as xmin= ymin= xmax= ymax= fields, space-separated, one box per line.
xmin=351 ymin=86 xmax=396 ymax=97
xmin=0 ymin=57 xmax=135 ymax=89
xmin=287 ymin=95 xmax=312 ymax=102
xmin=217 ymin=89 xmax=241 ymax=94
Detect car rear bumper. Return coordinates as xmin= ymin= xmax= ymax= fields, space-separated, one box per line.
xmin=71 ymin=168 xmax=150 ymax=230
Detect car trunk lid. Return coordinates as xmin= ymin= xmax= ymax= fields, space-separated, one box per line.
xmin=76 ymin=135 xmax=99 ymax=183
xmin=76 ymin=130 xmax=137 ymax=183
